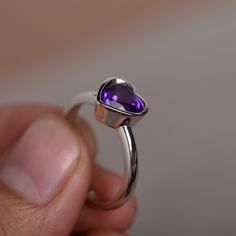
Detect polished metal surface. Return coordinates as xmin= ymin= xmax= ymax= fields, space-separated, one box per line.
xmin=63 ymin=78 xmax=147 ymax=209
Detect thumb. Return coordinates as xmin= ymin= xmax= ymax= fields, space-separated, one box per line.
xmin=0 ymin=115 xmax=91 ymax=236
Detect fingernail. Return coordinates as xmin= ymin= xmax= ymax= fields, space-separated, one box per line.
xmin=0 ymin=116 xmax=79 ymax=204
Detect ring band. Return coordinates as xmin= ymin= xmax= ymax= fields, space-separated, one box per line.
xmin=63 ymin=77 xmax=148 ymax=209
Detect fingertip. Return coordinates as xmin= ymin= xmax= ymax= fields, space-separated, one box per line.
xmin=110 ymin=196 xmax=137 ymax=230
xmin=0 ymin=113 xmax=93 ymax=235
xmin=75 ymin=164 xmax=137 ymax=232
xmin=76 ymin=195 xmax=137 ymax=232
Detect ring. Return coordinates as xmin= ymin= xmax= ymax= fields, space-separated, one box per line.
xmin=63 ymin=77 xmax=148 ymax=209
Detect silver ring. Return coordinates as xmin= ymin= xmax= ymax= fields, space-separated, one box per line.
xmin=63 ymin=77 xmax=148 ymax=210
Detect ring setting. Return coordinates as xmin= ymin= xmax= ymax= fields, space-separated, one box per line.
xmin=96 ymin=78 xmax=148 ymax=128
xmin=64 ymin=77 xmax=148 ymax=209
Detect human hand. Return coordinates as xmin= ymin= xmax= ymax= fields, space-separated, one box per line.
xmin=0 ymin=105 xmax=136 ymax=236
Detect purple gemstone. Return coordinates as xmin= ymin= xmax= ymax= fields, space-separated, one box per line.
xmin=101 ymin=81 xmax=145 ymax=113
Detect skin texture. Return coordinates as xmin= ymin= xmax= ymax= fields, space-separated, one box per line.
xmin=0 ymin=105 xmax=136 ymax=236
